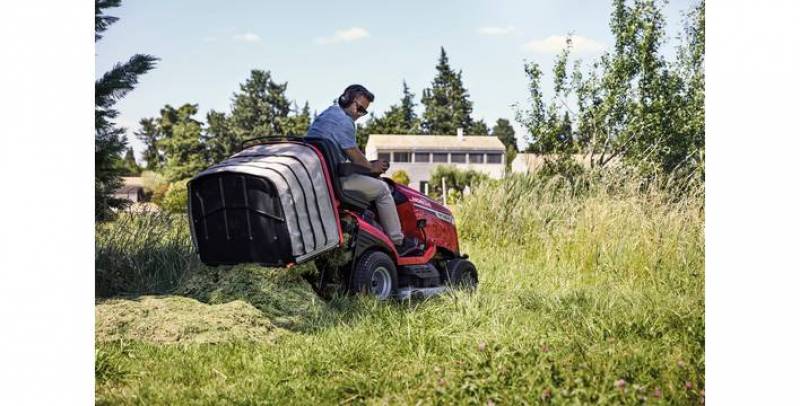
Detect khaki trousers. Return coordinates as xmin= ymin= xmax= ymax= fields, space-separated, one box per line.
xmin=340 ymin=174 xmax=404 ymax=245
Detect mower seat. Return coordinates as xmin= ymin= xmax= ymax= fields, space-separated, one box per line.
xmin=303 ymin=137 xmax=371 ymax=210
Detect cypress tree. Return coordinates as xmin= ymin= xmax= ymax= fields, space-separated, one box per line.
xmin=421 ymin=47 xmax=475 ymax=135
xmin=399 ymin=80 xmax=419 ymax=133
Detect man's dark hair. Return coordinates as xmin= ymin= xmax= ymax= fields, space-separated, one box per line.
xmin=338 ymin=84 xmax=374 ymax=108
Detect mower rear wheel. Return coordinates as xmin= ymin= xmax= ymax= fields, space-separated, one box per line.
xmin=445 ymin=258 xmax=478 ymax=290
xmin=350 ymin=250 xmax=398 ymax=300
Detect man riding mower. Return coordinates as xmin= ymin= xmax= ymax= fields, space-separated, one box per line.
xmin=187 ymin=85 xmax=477 ymax=300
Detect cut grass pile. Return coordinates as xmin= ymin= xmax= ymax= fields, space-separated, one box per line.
xmin=95 ymin=171 xmax=704 ymax=404
xmin=95 ymin=296 xmax=279 ymax=344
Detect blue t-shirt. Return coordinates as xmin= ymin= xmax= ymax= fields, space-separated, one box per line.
xmin=305 ymin=104 xmax=357 ymax=162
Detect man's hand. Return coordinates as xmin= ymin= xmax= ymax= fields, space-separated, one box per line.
xmin=370 ymin=159 xmax=390 ymax=174
xmin=345 ymin=147 xmax=389 ymax=175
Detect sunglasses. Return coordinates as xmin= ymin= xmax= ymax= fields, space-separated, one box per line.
xmin=355 ymin=103 xmax=368 ymax=116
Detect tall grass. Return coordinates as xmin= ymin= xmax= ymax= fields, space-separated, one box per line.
xmin=457 ymin=169 xmax=704 ymax=280
xmin=95 ymin=211 xmax=202 ymax=297
xmin=95 ymin=170 xmax=704 ymax=404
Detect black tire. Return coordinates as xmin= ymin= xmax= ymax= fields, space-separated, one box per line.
xmin=349 ymin=250 xmax=398 ymax=300
xmin=445 ymin=259 xmax=478 ymax=290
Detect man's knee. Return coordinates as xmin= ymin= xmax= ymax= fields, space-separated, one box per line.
xmin=375 ymin=181 xmax=391 ymax=198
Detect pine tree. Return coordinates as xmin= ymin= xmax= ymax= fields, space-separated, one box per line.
xmin=399 ymin=80 xmax=420 ymax=133
xmin=95 ymin=0 xmax=157 ymax=220
xmin=421 ymin=47 xmax=475 ymax=135
xmin=362 ymin=107 xmax=405 ymax=135
xmin=203 ymin=110 xmax=236 ymax=164
xmin=135 ymin=117 xmax=162 ymax=170
xmin=229 ymin=70 xmax=292 ymax=141
xmin=282 ymin=101 xmax=312 ymax=136
xmin=118 ymin=147 xmax=141 ymax=176
xmin=492 ymin=118 xmax=517 ymax=152
xmin=361 ymin=81 xmax=422 ymax=138
xmin=469 ymin=119 xmax=490 ymax=135
xmin=157 ymin=104 xmax=206 ymax=182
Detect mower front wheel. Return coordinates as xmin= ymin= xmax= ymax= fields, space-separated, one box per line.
xmin=445 ymin=258 xmax=478 ymax=290
xmin=349 ymin=250 xmax=398 ymax=300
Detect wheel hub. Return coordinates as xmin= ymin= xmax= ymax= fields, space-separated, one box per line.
xmin=370 ymin=266 xmax=392 ymax=299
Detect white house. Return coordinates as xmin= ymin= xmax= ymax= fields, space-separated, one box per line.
xmin=365 ymin=129 xmax=506 ymax=193
xmin=113 ymin=177 xmax=146 ymax=203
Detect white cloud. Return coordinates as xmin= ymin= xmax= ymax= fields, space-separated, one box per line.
xmin=522 ymin=35 xmax=605 ymax=54
xmin=232 ymin=32 xmax=261 ymax=43
xmin=314 ymin=27 xmax=370 ymax=45
xmin=478 ymin=25 xmax=516 ymax=36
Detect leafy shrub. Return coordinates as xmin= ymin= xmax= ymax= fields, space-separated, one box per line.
xmin=161 ymin=179 xmax=189 ymax=214
xmin=141 ymin=170 xmax=169 ymax=203
xmin=537 ymin=155 xmax=585 ymax=183
xmin=390 ymin=170 xmax=410 ymax=185
xmin=429 ymin=165 xmax=489 ymax=200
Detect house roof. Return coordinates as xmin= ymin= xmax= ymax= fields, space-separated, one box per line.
xmin=121 ymin=177 xmax=144 ymax=188
xmin=115 ymin=177 xmax=145 ymax=195
xmin=366 ymin=135 xmax=506 ymax=152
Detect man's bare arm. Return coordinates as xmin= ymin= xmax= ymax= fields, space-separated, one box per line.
xmin=344 ymin=147 xmax=389 ymax=174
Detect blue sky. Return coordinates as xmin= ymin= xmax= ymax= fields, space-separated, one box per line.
xmin=96 ymin=0 xmax=696 ymax=162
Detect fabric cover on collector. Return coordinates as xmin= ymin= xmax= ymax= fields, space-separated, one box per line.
xmin=188 ymin=142 xmax=339 ymax=265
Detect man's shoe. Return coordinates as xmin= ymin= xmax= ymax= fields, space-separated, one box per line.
xmin=395 ymin=237 xmax=421 ymax=257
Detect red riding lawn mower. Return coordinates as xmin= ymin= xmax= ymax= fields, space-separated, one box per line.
xmin=187 ymin=136 xmax=478 ymax=300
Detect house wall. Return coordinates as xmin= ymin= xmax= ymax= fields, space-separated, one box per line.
xmin=511 ymin=153 xmax=613 ymax=174
xmin=112 ymin=188 xmax=144 ymax=203
xmin=511 ymin=154 xmax=546 ymax=174
xmin=365 ymin=146 xmax=505 ymax=192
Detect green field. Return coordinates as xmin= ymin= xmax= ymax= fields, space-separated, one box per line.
xmin=95 ymin=173 xmax=704 ymax=404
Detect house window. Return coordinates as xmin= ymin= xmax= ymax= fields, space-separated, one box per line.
xmin=469 ymin=154 xmax=484 ymax=164
xmin=414 ymin=152 xmax=430 ymax=163
xmin=451 ymin=153 xmax=466 ymax=163
xmin=432 ymin=153 xmax=448 ymax=163
xmin=393 ymin=152 xmax=410 ymax=162
xmin=378 ymin=152 xmax=390 ymax=162
xmin=486 ymin=153 xmax=503 ymax=164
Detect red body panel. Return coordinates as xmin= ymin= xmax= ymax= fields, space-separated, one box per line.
xmin=351 ymin=213 xmax=438 ymax=265
xmin=392 ymin=182 xmax=460 ymax=256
